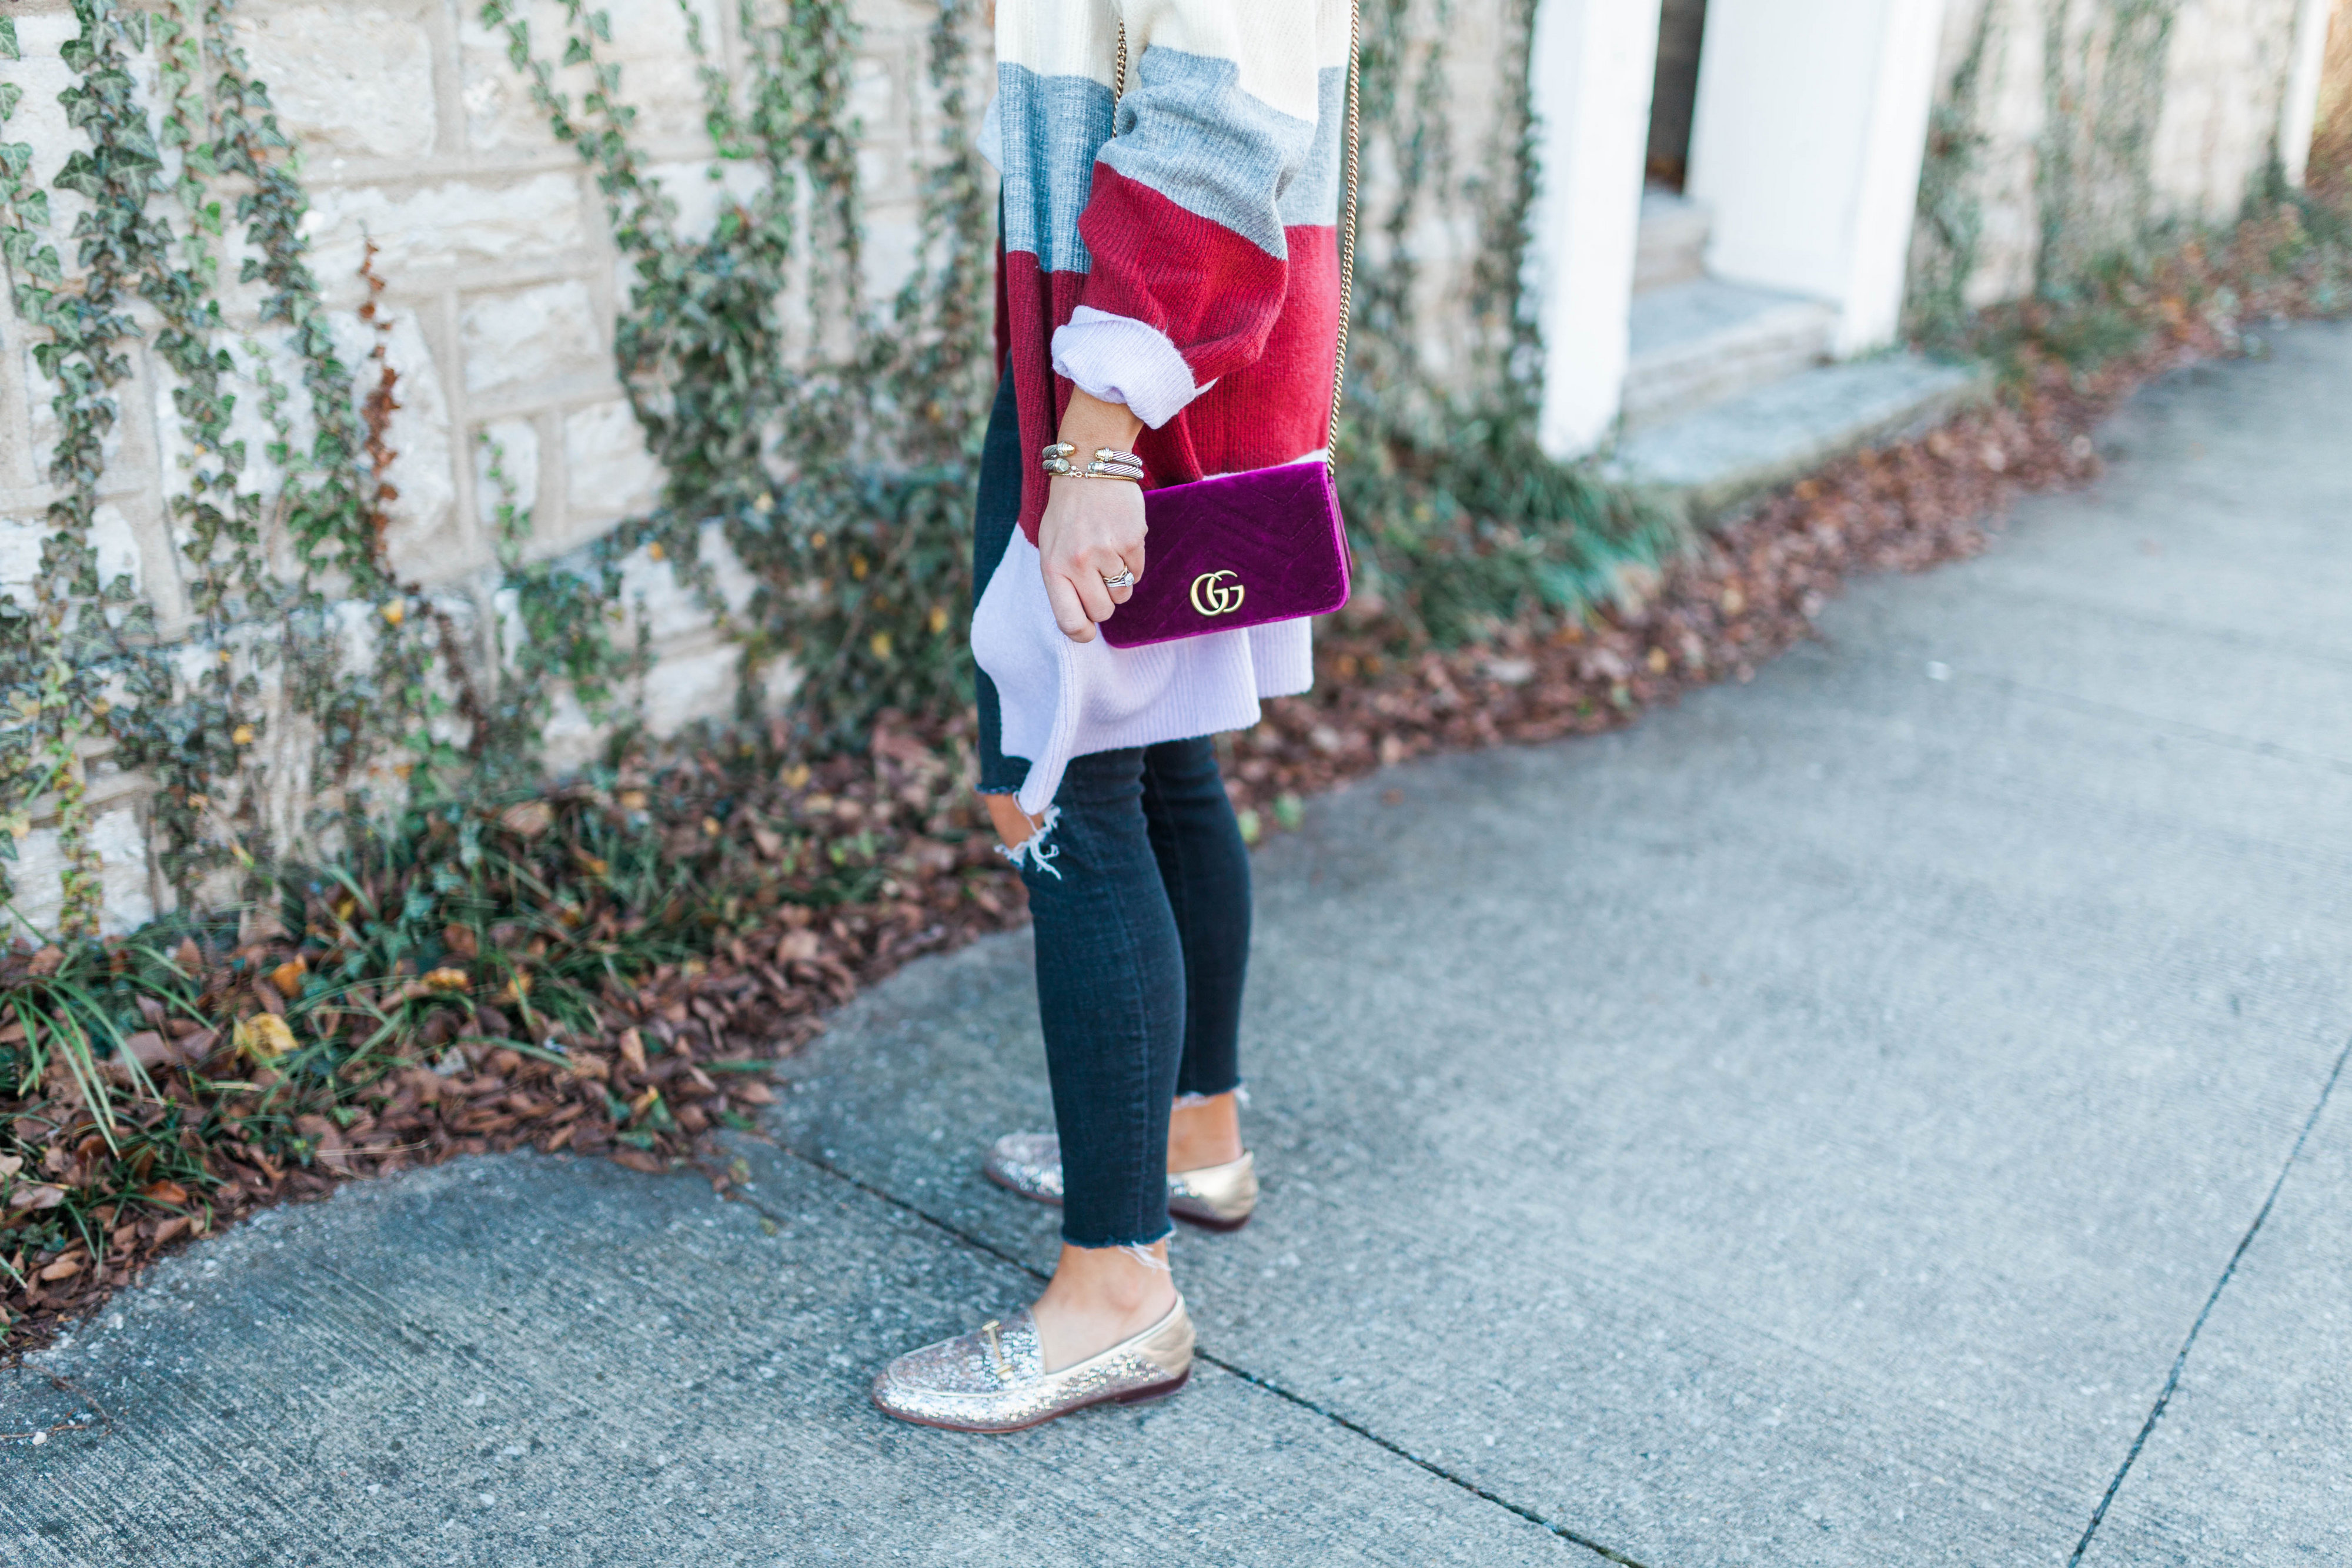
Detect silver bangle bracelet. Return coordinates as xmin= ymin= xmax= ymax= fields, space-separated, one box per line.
xmin=1041 ymin=442 xmax=1145 ymax=482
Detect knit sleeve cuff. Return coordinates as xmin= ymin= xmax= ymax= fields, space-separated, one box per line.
xmin=1050 ymin=306 xmax=1215 ymax=429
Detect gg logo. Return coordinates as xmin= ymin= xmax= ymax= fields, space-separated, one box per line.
xmin=1189 ymin=570 xmax=1246 ymax=617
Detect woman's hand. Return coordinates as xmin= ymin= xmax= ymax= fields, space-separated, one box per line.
xmin=1038 ymin=476 xmax=1145 ymax=642
xmin=1037 ymin=388 xmax=1148 ymax=643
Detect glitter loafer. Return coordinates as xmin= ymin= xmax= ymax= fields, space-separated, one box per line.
xmin=870 ymin=1298 xmax=1195 ymax=1433
xmin=983 ymin=1132 xmax=1259 ymax=1231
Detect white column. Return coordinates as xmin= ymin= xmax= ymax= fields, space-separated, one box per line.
xmin=1526 ymin=0 xmax=1663 ymax=458
xmin=1685 ymin=0 xmax=1949 ymax=356
xmin=2280 ymin=0 xmax=2334 ymax=189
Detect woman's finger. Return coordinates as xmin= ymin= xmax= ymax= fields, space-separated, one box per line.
xmin=1043 ymin=570 xmax=1097 ymax=642
xmin=1071 ymin=567 xmax=1117 ymax=624
xmin=1101 ymin=553 xmax=1138 ymax=604
xmin=1089 ymin=544 xmax=1144 ymax=604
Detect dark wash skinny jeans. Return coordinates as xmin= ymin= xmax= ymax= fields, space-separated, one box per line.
xmin=971 ymin=368 xmax=1251 ymax=1249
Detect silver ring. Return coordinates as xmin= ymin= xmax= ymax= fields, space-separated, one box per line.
xmin=1101 ymin=568 xmax=1137 ymax=590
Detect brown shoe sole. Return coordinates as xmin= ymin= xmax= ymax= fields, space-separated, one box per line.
xmin=871 ymin=1368 xmax=1192 ymax=1435
xmin=982 ymin=1165 xmax=1252 ymax=1232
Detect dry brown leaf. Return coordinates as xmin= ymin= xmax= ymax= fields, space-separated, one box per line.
xmin=499 ymin=800 xmax=556 ymax=838
xmin=617 ymin=1029 xmax=647 ymax=1075
xmin=98 ymin=1032 xmax=171 ymax=1085
xmin=269 ymin=958 xmax=308 ymax=999
xmin=236 ymin=1014 xmax=297 ymax=1062
xmin=38 ymin=1254 xmax=84 ymax=1282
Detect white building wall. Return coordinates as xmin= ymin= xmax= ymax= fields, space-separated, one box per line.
xmin=1686 ymin=0 xmax=1949 ymax=355
xmin=1526 ymin=0 xmax=1663 ymax=457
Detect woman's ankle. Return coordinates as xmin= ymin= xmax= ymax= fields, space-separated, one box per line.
xmin=1033 ymin=1241 xmax=1178 ymax=1371
xmin=1167 ymin=1090 xmax=1244 ymax=1171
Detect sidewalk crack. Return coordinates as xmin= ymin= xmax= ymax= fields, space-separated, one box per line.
xmin=741 ymin=1142 xmax=1651 ymax=1567
xmin=2067 ymin=1031 xmax=2352 ymax=1565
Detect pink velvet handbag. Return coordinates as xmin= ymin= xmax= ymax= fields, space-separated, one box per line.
xmin=1099 ymin=4 xmax=1361 ymax=650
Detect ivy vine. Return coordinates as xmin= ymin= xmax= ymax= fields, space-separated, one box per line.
xmin=2037 ymin=0 xmax=2183 ymax=301
xmin=478 ymin=0 xmax=993 ymax=751
xmin=1905 ymin=0 xmax=1996 ymax=348
xmin=1 ymin=1 xmax=169 ymax=937
xmin=0 ymin=0 xmax=447 ymax=933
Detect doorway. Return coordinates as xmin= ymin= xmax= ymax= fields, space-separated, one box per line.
xmin=1645 ymin=0 xmax=1708 ymax=190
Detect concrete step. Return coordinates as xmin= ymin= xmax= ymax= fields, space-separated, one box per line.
xmin=1623 ymin=278 xmax=1838 ymax=431
xmin=1609 ymin=352 xmax=1992 ymax=523
xmin=1633 ymin=187 xmax=1710 ymax=294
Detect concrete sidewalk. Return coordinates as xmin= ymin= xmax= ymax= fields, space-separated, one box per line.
xmin=7 ymin=322 xmax=2349 ymax=1566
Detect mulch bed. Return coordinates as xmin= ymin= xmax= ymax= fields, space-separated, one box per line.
xmin=4 ymin=198 xmax=2343 ymax=1360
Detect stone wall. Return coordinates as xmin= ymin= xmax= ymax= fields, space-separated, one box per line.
xmin=1351 ymin=0 xmax=1535 ymax=411
xmin=2315 ymin=0 xmax=2352 ymax=200
xmin=1920 ymin=0 xmax=2323 ymax=312
xmin=1 ymin=0 xmax=1520 ymax=937
xmin=1 ymin=0 xmax=972 ymax=935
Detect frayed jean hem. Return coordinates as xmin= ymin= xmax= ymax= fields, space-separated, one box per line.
xmin=1061 ymin=1226 xmax=1176 ymax=1260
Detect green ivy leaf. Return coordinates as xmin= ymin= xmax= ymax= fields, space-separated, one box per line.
xmin=53 ymin=151 xmax=106 ymax=200
xmin=0 ymin=18 xmax=18 ymax=62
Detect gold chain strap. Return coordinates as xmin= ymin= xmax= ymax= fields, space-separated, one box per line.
xmin=1112 ymin=2 xmax=1361 ymax=473
xmin=1329 ymin=0 xmax=1359 ymax=472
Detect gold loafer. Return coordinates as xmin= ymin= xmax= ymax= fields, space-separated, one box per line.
xmin=983 ymin=1132 xmax=1259 ymax=1231
xmin=870 ymin=1298 xmax=1195 ymax=1433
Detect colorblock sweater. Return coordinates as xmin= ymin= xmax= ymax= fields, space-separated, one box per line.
xmin=973 ymin=0 xmax=1351 ymax=815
